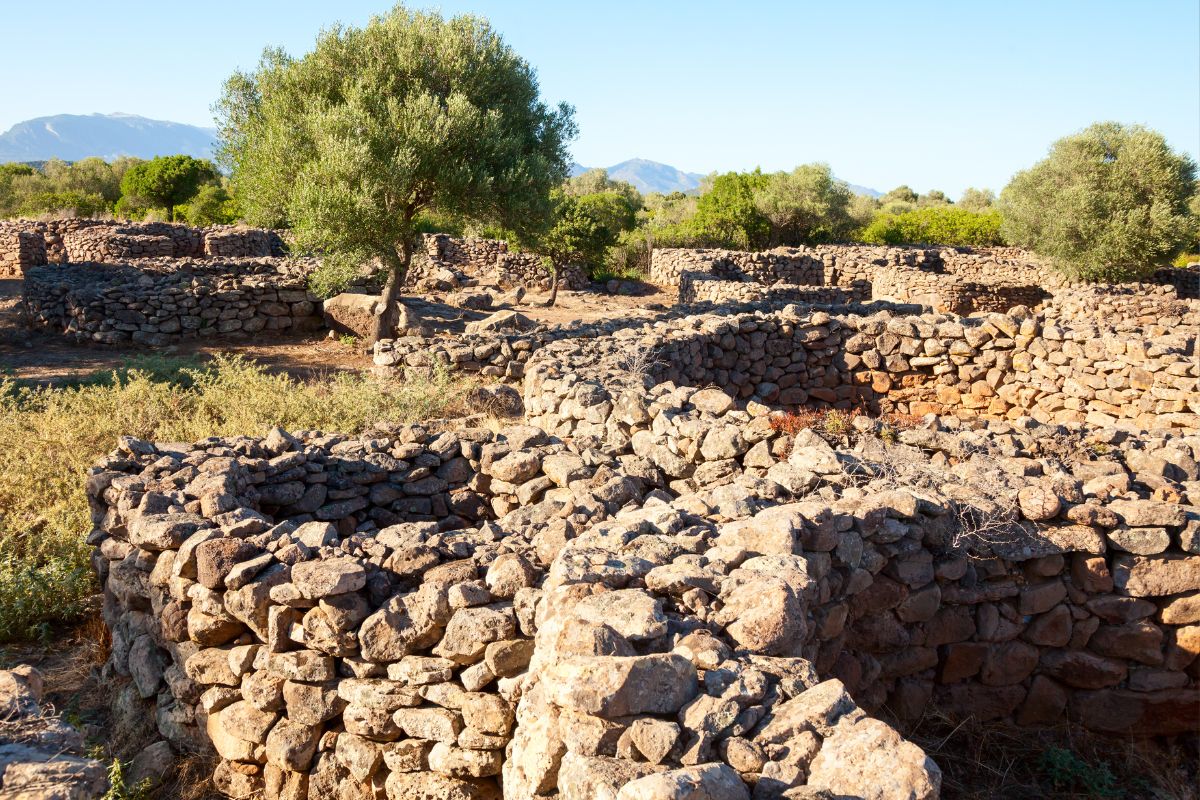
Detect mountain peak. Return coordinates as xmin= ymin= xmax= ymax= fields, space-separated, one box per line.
xmin=0 ymin=113 xmax=218 ymax=163
xmin=570 ymin=158 xmax=704 ymax=194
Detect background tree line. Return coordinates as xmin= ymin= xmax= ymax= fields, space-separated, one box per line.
xmin=0 ymin=154 xmax=240 ymax=225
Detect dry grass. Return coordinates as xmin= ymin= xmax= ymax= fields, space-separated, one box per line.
xmin=902 ymin=707 xmax=1198 ymax=800
xmin=0 ymin=354 xmax=474 ymax=642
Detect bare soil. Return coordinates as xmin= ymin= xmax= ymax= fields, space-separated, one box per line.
xmin=0 ymin=279 xmax=669 ymax=386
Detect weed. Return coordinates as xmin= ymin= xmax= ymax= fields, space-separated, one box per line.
xmin=100 ymin=757 xmax=153 ymax=800
xmin=1037 ymin=747 xmax=1121 ymax=798
xmin=338 ymin=333 xmax=359 ymax=349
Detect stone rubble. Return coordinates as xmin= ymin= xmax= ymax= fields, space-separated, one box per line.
xmin=0 ymin=666 xmax=109 ymax=799
xmin=89 ymin=336 xmax=1199 ymax=798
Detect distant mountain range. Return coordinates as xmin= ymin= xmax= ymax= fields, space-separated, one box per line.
xmin=0 ymin=113 xmax=883 ymax=198
xmin=0 ymin=113 xmax=217 ymax=163
xmin=571 ymin=158 xmax=705 ymax=194
xmin=572 ymin=158 xmax=880 ymax=197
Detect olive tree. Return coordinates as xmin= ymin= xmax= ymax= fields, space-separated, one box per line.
xmin=1001 ymin=122 xmax=1197 ymax=281
xmin=215 ymin=5 xmax=576 ymax=344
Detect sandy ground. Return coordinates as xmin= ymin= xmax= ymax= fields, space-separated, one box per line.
xmin=0 ymin=278 xmax=670 ymax=385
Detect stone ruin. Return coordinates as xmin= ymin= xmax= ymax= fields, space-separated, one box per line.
xmin=89 ymin=281 xmax=1199 ymax=798
xmin=649 ymin=245 xmax=1200 ymax=315
xmin=0 ymin=219 xmax=287 ymax=274
xmin=412 ymin=234 xmax=588 ymax=293
xmin=5 ymin=219 xmax=319 ymax=345
xmin=23 ymin=258 xmax=324 ymax=346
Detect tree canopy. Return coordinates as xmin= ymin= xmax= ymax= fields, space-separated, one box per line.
xmin=752 ymin=163 xmax=853 ymax=245
xmin=690 ymin=170 xmax=771 ymax=249
xmin=119 ymin=155 xmax=217 ymax=221
xmin=215 ymin=4 xmax=576 ymax=342
xmin=957 ymin=187 xmax=995 ymax=212
xmin=1001 ymin=122 xmax=1197 ymax=281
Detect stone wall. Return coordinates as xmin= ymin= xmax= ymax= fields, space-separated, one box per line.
xmin=1044 ymin=284 xmax=1200 ymax=329
xmin=649 ymin=247 xmax=827 ymax=287
xmin=1153 ymin=265 xmax=1200 ymax=300
xmin=678 ymin=271 xmax=866 ymax=307
xmin=525 ymin=304 xmax=1198 ymax=441
xmin=872 ymin=266 xmax=1051 ymax=315
xmin=518 ymin=308 xmax=1200 ymax=736
xmin=23 ymin=258 xmax=323 ymax=345
xmin=90 ymin=422 xmax=944 ymax=800
xmin=90 ymin=304 xmax=1200 ymax=796
xmin=0 ymin=229 xmax=47 ymax=276
xmin=417 ymin=233 xmax=588 ymax=291
xmin=650 ymin=245 xmax=1058 ymax=314
xmin=63 ymin=222 xmax=205 ymax=262
xmin=0 ymin=219 xmax=287 ymax=267
xmin=203 ymin=226 xmax=280 ymax=258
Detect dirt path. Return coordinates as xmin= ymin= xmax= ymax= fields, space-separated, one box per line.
xmin=0 ymin=278 xmax=671 ymax=386
xmin=0 ymin=278 xmax=371 ymax=385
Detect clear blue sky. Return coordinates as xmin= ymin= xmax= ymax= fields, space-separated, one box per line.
xmin=2 ymin=0 xmax=1196 ymax=196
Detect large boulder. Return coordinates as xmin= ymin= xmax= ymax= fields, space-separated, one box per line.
xmin=807 ymin=715 xmax=942 ymax=800
xmin=465 ymin=310 xmax=537 ymax=335
xmin=322 ymin=292 xmax=378 ymax=338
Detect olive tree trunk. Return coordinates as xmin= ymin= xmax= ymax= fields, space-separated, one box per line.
xmin=368 ymin=238 xmax=413 ymax=347
xmin=541 ymin=266 xmax=560 ymax=308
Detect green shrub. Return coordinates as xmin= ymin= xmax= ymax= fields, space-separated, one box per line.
xmin=0 ymin=355 xmax=471 ymax=642
xmin=1173 ymin=252 xmax=1199 ymax=267
xmin=178 ymin=183 xmax=241 ymax=226
xmin=18 ymin=190 xmax=110 ymax=218
xmin=1001 ymin=122 xmax=1197 ymax=282
xmin=858 ymin=206 xmax=1005 ymax=247
xmin=100 ymin=758 xmax=152 ymax=800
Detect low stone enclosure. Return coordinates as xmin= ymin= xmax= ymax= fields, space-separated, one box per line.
xmin=649 ymin=244 xmax=1200 ymax=315
xmin=24 ymin=259 xmax=323 ymax=345
xmin=0 ymin=219 xmax=288 ymax=276
xmin=412 ymin=233 xmax=588 ymax=292
xmin=90 ymin=286 xmax=1199 ymax=798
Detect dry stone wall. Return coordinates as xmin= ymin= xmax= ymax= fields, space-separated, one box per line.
xmin=203 ymin=226 xmax=283 ymax=258
xmin=416 ymin=234 xmax=588 ymax=291
xmin=525 ymin=304 xmax=1198 ymax=435
xmin=91 ymin=314 xmax=1200 ymax=798
xmin=63 ymin=222 xmax=204 ymax=262
xmin=23 ymin=258 xmax=323 ymax=345
xmin=873 ymin=266 xmax=1051 ymax=315
xmin=678 ymin=272 xmax=865 ymax=307
xmin=0 ymin=228 xmax=47 ymax=276
xmin=519 ymin=309 xmax=1200 ymax=736
xmin=0 ymin=219 xmax=284 ymax=268
xmin=652 ymin=246 xmax=1061 ymax=315
xmin=1043 ymin=284 xmax=1200 ymax=329
xmin=90 ymin=420 xmax=946 ymax=800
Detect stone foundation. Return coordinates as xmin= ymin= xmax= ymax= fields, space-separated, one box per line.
xmin=0 ymin=219 xmax=286 ymax=268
